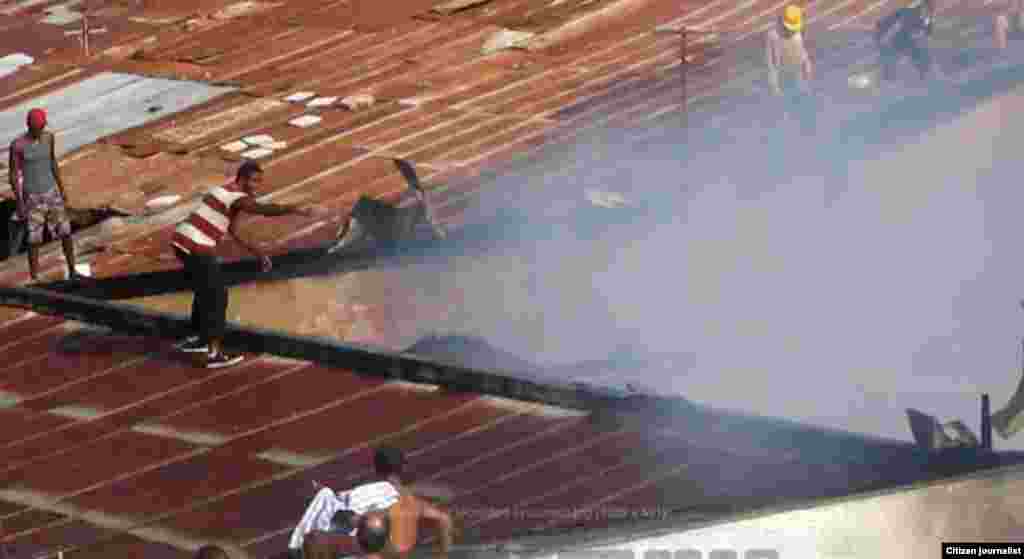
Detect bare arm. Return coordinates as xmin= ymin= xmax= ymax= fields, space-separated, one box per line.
xmin=765 ymin=33 xmax=781 ymax=94
xmin=419 ymin=499 xmax=453 ymax=557
xmin=235 ymin=196 xmax=313 ymax=217
xmin=48 ymin=133 xmax=68 ymax=201
xmin=9 ymin=141 xmax=23 ymax=218
xmin=801 ymin=37 xmax=814 ymax=82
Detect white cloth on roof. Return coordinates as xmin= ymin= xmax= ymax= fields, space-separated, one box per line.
xmin=288 ymin=481 xmax=400 ymax=550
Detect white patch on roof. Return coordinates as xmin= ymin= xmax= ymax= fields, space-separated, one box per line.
xmin=132 ymin=423 xmax=229 ymax=446
xmin=0 ymin=390 xmax=24 ymax=408
xmin=285 ymin=91 xmax=316 ymax=103
xmin=585 ymin=189 xmax=629 ymax=209
xmin=307 ymin=96 xmax=338 ymax=108
xmin=0 ymin=72 xmax=235 ymax=158
xmin=242 ymin=134 xmax=275 ymax=146
xmin=0 ymin=0 xmax=51 ymax=16
xmin=255 ymin=449 xmax=327 ymax=467
xmin=40 ymin=0 xmax=84 ymax=25
xmin=289 ymin=114 xmax=322 ymax=128
xmin=0 ymin=53 xmax=34 ymax=79
xmin=48 ymin=404 xmax=105 ymax=420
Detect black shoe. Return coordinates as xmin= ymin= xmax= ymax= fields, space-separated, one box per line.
xmin=206 ymin=351 xmax=244 ymax=369
xmin=177 ymin=336 xmax=209 ymax=353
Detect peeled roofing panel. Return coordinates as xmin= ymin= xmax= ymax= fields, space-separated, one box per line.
xmin=0 ymin=72 xmax=234 ymax=158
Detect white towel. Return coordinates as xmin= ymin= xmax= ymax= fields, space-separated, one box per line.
xmin=288 ymin=482 xmax=400 ymax=550
xmin=343 ymin=480 xmax=400 ymax=516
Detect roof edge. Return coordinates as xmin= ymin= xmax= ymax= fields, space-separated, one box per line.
xmin=0 ymin=286 xmax=687 ymax=415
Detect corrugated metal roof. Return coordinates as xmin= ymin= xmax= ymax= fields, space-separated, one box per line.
xmin=0 ymin=72 xmax=234 ymax=157
xmin=0 ymin=0 xmax=1017 ymax=557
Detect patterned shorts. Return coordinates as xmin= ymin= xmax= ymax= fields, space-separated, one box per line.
xmin=24 ymin=188 xmax=71 ymax=246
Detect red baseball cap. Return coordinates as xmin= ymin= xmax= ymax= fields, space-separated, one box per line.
xmin=27 ymin=108 xmax=46 ymax=129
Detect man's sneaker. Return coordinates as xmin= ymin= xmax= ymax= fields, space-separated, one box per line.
xmin=206 ymin=351 xmax=244 ymax=369
xmin=177 ymin=336 xmax=209 ymax=353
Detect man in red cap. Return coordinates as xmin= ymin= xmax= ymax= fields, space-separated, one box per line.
xmin=7 ymin=108 xmax=82 ymax=282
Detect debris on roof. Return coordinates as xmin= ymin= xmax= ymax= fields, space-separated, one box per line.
xmin=481 ymin=28 xmax=535 ymax=54
xmin=0 ymin=53 xmax=35 ymax=79
xmin=432 ymin=0 xmax=495 ymax=17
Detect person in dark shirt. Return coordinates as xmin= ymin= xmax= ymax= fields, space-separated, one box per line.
xmin=875 ymin=0 xmax=941 ymax=83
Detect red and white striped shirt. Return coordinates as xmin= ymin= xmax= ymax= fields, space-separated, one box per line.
xmin=171 ymin=183 xmax=250 ymax=255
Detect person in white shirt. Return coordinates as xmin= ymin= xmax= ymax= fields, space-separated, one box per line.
xmin=292 ymin=447 xmax=454 ymax=559
xmin=765 ymin=4 xmax=817 ymax=134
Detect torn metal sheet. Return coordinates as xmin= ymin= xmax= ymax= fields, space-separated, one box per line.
xmin=0 ymin=72 xmax=235 ymax=158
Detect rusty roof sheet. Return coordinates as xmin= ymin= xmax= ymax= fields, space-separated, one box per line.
xmin=0 ymin=0 xmax=1014 ymax=556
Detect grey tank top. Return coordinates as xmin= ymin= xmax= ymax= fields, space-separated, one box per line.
xmin=19 ymin=136 xmax=57 ymax=195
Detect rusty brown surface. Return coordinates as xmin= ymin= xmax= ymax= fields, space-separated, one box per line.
xmin=0 ymin=0 xmax=972 ymax=556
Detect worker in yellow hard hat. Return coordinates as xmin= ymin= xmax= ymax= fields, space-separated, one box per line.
xmin=782 ymin=4 xmax=803 ymax=33
xmin=765 ymin=4 xmax=816 ymax=133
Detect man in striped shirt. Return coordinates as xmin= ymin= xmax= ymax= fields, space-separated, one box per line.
xmin=172 ymin=161 xmax=324 ymax=368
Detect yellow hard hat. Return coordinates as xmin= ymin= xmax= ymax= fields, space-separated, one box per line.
xmin=783 ymin=4 xmax=803 ymax=32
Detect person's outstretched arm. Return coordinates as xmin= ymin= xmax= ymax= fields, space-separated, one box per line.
xmin=234 ymin=196 xmax=320 ymax=217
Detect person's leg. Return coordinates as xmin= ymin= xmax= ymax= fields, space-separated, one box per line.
xmin=878 ymin=41 xmax=905 ymax=84
xmin=174 ymin=247 xmax=208 ymax=352
xmin=997 ymin=14 xmax=1010 ymax=50
xmin=794 ymin=89 xmax=817 ymax=136
xmin=23 ymin=193 xmax=44 ymax=281
xmin=49 ymin=192 xmax=79 ymax=280
xmin=909 ymin=41 xmax=934 ymax=81
xmin=200 ymin=254 xmax=242 ymax=368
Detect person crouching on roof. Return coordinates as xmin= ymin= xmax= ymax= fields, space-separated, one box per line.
xmin=765 ymin=5 xmax=817 ymax=135
xmin=329 ymin=160 xmax=447 ymax=254
xmin=7 ymin=108 xmax=82 ymax=283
